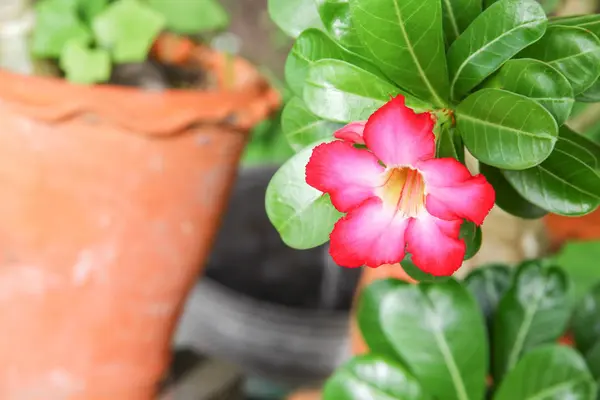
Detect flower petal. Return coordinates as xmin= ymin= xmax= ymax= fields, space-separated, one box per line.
xmin=329 ymin=197 xmax=409 ymax=268
xmin=334 ymin=121 xmax=366 ymax=144
xmin=418 ymin=158 xmax=495 ymax=225
xmin=406 ymin=213 xmax=464 ymax=276
xmin=306 ymin=141 xmax=385 ymax=212
xmin=363 ymin=96 xmax=435 ymax=166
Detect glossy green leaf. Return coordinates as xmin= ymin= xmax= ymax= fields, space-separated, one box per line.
xmin=495 ymin=345 xmax=598 ymax=400
xmin=285 ymin=29 xmax=379 ymax=97
xmin=461 ymin=221 xmax=482 ymax=261
xmin=265 ymin=140 xmax=343 ymax=249
xmin=572 ymin=283 xmax=600 ymax=354
xmin=281 ymin=97 xmax=343 ymax=152
xmin=441 ymin=0 xmax=482 ymax=46
xmin=32 ymin=0 xmax=92 ymax=58
xmin=577 ymin=78 xmax=600 ymax=103
xmin=349 ymin=0 xmax=450 ymax=107
xmin=447 ymin=0 xmax=547 ymax=101
xmin=314 ymin=0 xmax=365 ymax=55
xmin=59 ymin=41 xmax=111 ymax=84
xmin=464 ymin=264 xmax=513 ymax=326
xmin=483 ymin=0 xmax=498 ymax=8
xmin=303 ymin=59 xmax=404 ymax=123
xmin=147 ymin=0 xmax=229 ymax=34
xmin=550 ymin=14 xmax=600 ymax=38
xmin=323 ymin=354 xmax=432 ymax=400
xmin=456 ymin=89 xmax=558 ymax=170
xmin=486 ymin=58 xmax=574 ymax=126
xmin=401 ymin=253 xmax=451 ymax=283
xmin=92 ymin=0 xmax=165 ymax=63
xmin=436 ymin=123 xmax=465 ymax=163
xmin=492 ymin=261 xmax=572 ymax=380
xmin=358 ymin=279 xmax=488 ymax=400
xmin=268 ymin=0 xmax=324 ymax=38
xmin=479 ymin=163 xmax=548 ymax=219
xmin=585 ymin=340 xmax=600 ymax=389
xmin=518 ymin=25 xmax=600 ymax=95
xmin=502 ymin=126 xmax=600 ymax=216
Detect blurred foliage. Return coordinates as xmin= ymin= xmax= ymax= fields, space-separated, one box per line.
xmin=551 ymin=240 xmax=600 ymax=300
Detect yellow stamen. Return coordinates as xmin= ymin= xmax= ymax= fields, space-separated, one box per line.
xmin=378 ymin=167 xmax=426 ymax=217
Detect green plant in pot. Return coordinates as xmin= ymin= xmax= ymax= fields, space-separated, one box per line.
xmin=265 ymin=0 xmax=600 ymax=277
xmin=0 ymin=0 xmax=279 ymax=398
xmin=322 ymin=260 xmax=600 ymax=400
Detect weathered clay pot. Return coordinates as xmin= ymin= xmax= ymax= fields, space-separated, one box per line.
xmin=0 ymin=39 xmax=278 ymax=399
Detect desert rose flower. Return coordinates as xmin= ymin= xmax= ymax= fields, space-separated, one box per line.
xmin=305 ymin=96 xmax=495 ymax=276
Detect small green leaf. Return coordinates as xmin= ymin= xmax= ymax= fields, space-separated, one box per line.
xmin=78 ymin=0 xmax=108 ymax=23
xmin=358 ymin=279 xmax=488 ymax=400
xmin=92 ymin=0 xmax=165 ymax=63
xmin=315 ymin=0 xmax=365 ymax=55
xmin=265 ymin=140 xmax=342 ymax=249
xmin=447 ymin=0 xmax=547 ymax=101
xmin=436 ymin=123 xmax=465 ymax=163
xmin=441 ymin=0 xmax=482 ymax=46
xmin=495 ymin=345 xmax=597 ymax=400
xmin=502 ymin=126 xmax=600 ymax=216
xmin=32 ymin=0 xmax=92 ymax=58
xmin=456 ymin=89 xmax=558 ymax=170
xmin=486 ymin=58 xmax=574 ymax=126
xmin=349 ymin=0 xmax=450 ymax=107
xmin=461 ymin=221 xmax=482 ymax=261
xmin=518 ymin=25 xmax=600 ymax=95
xmin=285 ymin=28 xmax=380 ymax=97
xmin=268 ymin=0 xmax=324 ymax=38
xmin=492 ymin=260 xmax=572 ymax=380
xmin=464 ymin=264 xmax=513 ymax=326
xmin=572 ymin=283 xmax=600 ymax=355
xmin=303 ymin=59 xmax=405 ymax=123
xmin=323 ymin=354 xmax=432 ymax=400
xmin=401 ymin=253 xmax=452 ymax=283
xmin=59 ymin=41 xmax=111 ymax=84
xmin=550 ymin=14 xmax=600 ymax=38
xmin=147 ymin=0 xmax=229 ymax=34
xmin=577 ymin=78 xmax=600 ymax=103
xmin=281 ymin=97 xmax=343 ymax=152
xmin=479 ymin=163 xmax=548 ymax=219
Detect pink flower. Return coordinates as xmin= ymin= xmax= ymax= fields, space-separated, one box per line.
xmin=305 ymin=96 xmax=495 ymax=276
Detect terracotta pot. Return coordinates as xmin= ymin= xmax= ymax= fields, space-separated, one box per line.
xmin=0 ymin=37 xmax=278 ymax=399
xmin=545 ymin=210 xmax=600 ymax=249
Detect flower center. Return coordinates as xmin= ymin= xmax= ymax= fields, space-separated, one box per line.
xmin=378 ymin=167 xmax=426 ymax=217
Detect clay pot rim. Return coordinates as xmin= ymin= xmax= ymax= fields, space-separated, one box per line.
xmin=0 ymin=40 xmax=280 ymax=137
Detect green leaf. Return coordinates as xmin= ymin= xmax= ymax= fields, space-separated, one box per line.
xmin=92 ymin=0 xmax=165 ymax=63
xmin=552 ymin=241 xmax=600 ymax=301
xmin=78 ymin=0 xmax=108 ymax=23
xmin=447 ymin=0 xmax=547 ymax=101
xmin=479 ymin=163 xmax=548 ymax=219
xmin=265 ymin=140 xmax=343 ymax=249
xmin=59 ymin=41 xmax=111 ymax=84
xmin=461 ymin=221 xmax=482 ymax=261
xmin=572 ymin=283 xmax=600 ymax=355
xmin=483 ymin=0 xmax=498 ymax=8
xmin=550 ymin=14 xmax=600 ymax=38
xmin=486 ymin=58 xmax=574 ymax=126
xmin=456 ymin=88 xmax=558 ymax=170
xmin=577 ymin=78 xmax=600 ymax=103
xmin=349 ymin=0 xmax=450 ymax=107
xmin=441 ymin=0 xmax=482 ymax=46
xmin=436 ymin=123 xmax=465 ymax=163
xmin=401 ymin=253 xmax=452 ymax=283
xmin=492 ymin=260 xmax=572 ymax=380
xmin=323 ymin=354 xmax=432 ymax=400
xmin=268 ymin=0 xmax=324 ymax=38
xmin=315 ymin=0 xmax=365 ymax=55
xmin=495 ymin=345 xmax=598 ymax=400
xmin=518 ymin=25 xmax=600 ymax=95
xmin=358 ymin=279 xmax=488 ymax=400
xmin=502 ymin=126 xmax=600 ymax=216
xmin=303 ymin=59 xmax=404 ymax=123
xmin=32 ymin=0 xmax=92 ymax=58
xmin=464 ymin=264 xmax=513 ymax=326
xmin=147 ymin=0 xmax=229 ymax=34
xmin=585 ymin=340 xmax=600 ymax=389
xmin=281 ymin=97 xmax=343 ymax=152
xmin=285 ymin=29 xmax=380 ymax=97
